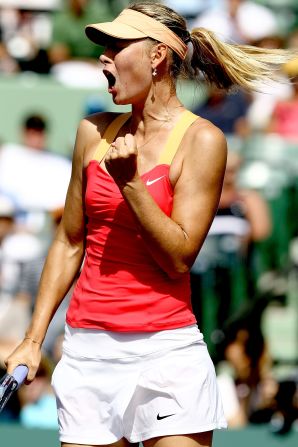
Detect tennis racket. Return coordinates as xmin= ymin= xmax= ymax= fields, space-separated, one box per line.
xmin=0 ymin=365 xmax=28 ymax=413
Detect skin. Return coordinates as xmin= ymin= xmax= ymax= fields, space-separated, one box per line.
xmin=5 ymin=37 xmax=227 ymax=447
xmin=22 ymin=128 xmax=46 ymax=151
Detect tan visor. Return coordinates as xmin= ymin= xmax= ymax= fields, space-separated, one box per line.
xmin=85 ymin=9 xmax=188 ymax=60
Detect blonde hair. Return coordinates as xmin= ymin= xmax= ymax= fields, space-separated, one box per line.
xmin=129 ymin=1 xmax=296 ymax=91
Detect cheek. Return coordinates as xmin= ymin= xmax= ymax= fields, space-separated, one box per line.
xmin=117 ymin=52 xmax=151 ymax=86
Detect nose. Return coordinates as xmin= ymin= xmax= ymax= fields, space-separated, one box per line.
xmin=99 ymin=50 xmax=113 ymax=65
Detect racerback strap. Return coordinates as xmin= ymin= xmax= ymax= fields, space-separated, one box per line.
xmin=92 ymin=110 xmax=198 ymax=165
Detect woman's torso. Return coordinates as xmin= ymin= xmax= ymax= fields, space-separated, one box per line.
xmin=66 ymin=111 xmax=199 ymax=331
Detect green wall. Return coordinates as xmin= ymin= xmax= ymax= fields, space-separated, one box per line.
xmin=0 ymin=424 xmax=297 ymax=447
xmin=0 ymin=74 xmax=203 ymax=158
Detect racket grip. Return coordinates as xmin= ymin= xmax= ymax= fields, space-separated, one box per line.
xmin=12 ymin=365 xmax=28 ymax=388
xmin=0 ymin=365 xmax=28 ymax=413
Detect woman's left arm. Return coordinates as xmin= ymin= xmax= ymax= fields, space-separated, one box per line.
xmin=106 ymin=122 xmax=227 ymax=278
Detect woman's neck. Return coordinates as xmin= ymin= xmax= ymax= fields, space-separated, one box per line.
xmin=130 ymin=82 xmax=184 ymax=132
xmin=124 ymin=82 xmax=184 ymax=154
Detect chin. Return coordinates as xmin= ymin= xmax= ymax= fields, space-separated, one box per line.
xmin=113 ymin=96 xmax=132 ymax=106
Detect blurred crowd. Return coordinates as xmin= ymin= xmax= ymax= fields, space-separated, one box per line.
xmin=0 ymin=0 xmax=297 ymax=437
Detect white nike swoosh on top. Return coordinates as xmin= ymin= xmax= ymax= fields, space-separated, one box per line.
xmin=146 ymin=175 xmax=165 ymax=186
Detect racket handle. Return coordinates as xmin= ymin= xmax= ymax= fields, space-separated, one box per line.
xmin=0 ymin=365 xmax=28 ymax=413
xmin=12 ymin=365 xmax=29 ymax=388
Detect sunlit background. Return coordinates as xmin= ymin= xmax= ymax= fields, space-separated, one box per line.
xmin=0 ymin=1 xmax=297 ymax=445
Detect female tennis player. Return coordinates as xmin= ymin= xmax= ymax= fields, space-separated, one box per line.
xmin=5 ymin=2 xmax=294 ymax=446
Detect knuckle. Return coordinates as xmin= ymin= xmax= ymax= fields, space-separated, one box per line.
xmin=115 ymin=137 xmax=123 ymax=145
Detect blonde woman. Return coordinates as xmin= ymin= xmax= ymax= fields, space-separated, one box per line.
xmin=5 ymin=2 xmax=294 ymax=446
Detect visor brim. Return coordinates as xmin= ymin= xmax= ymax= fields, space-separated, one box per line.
xmin=85 ymin=22 xmax=147 ymax=46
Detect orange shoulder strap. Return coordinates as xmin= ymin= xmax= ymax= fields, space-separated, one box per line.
xmin=92 ymin=112 xmax=131 ymax=162
xmin=158 ymin=110 xmax=198 ymax=165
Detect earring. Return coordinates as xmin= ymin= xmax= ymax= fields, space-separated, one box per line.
xmin=152 ymin=68 xmax=157 ymax=77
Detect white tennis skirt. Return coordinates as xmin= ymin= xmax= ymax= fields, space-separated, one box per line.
xmin=51 ymin=324 xmax=227 ymax=444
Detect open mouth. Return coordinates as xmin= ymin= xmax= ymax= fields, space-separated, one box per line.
xmin=103 ymin=70 xmax=116 ymax=89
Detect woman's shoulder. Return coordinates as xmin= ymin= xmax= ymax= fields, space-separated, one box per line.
xmin=173 ymin=112 xmax=227 ymax=183
xmin=184 ymin=112 xmax=227 ymax=156
xmin=79 ymin=111 xmax=125 ymax=136
xmin=72 ymin=112 xmax=125 ymax=167
xmin=76 ymin=112 xmax=128 ymax=156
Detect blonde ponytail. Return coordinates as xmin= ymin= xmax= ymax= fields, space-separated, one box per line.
xmin=190 ymin=27 xmax=296 ymax=91
xmin=128 ymin=2 xmax=296 ymax=90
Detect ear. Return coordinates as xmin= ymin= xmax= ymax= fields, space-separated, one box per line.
xmin=150 ymin=43 xmax=168 ymax=71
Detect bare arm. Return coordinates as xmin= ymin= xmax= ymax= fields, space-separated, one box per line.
xmin=105 ymin=120 xmax=227 ymax=278
xmin=5 ymin=118 xmax=89 ymax=379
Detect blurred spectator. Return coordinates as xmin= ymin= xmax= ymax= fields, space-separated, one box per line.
xmin=190 ymin=150 xmax=272 ymax=359
xmin=191 ymin=0 xmax=278 ymax=45
xmin=288 ymin=29 xmax=298 ymax=50
xmin=0 ymin=193 xmax=44 ymax=366
xmin=0 ymin=201 xmax=62 ymax=424
xmin=216 ymin=299 xmax=276 ymax=428
xmin=0 ymin=113 xmax=71 ymax=234
xmin=21 ymin=114 xmax=47 ymax=150
xmin=50 ymin=329 xmax=64 ymax=364
xmin=48 ymin=0 xmax=112 ymax=87
xmin=162 ymin=0 xmax=216 ymax=22
xmin=0 ymin=6 xmax=51 ymax=73
xmin=246 ymin=33 xmax=293 ymax=132
xmin=48 ymin=0 xmax=111 ymax=65
xmin=217 ymin=299 xmax=298 ymax=433
xmin=0 ymin=205 xmax=74 ymax=424
xmin=192 ymin=84 xmax=251 ymax=138
xmin=18 ymin=354 xmax=58 ymax=429
xmin=0 ymin=39 xmax=19 ymax=73
xmin=267 ymin=57 xmax=298 ymax=142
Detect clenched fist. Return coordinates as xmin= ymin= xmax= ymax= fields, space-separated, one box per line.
xmin=105 ymin=133 xmax=139 ymax=188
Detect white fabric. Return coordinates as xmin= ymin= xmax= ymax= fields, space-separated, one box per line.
xmin=62 ymin=323 xmax=204 ymax=359
xmin=237 ymin=2 xmax=278 ymax=41
xmin=0 ymin=143 xmax=71 ymax=211
xmin=192 ymin=1 xmax=278 ymax=43
xmin=163 ymin=0 xmax=216 ymax=18
xmin=0 ymin=194 xmax=15 ymax=216
xmin=217 ymin=373 xmax=241 ymax=421
xmin=52 ymin=324 xmax=227 ymax=444
xmin=247 ymin=77 xmax=293 ymax=131
xmin=1 ymin=232 xmax=44 ymax=262
xmin=51 ymin=61 xmax=107 ymax=89
xmin=0 ymin=232 xmax=43 ymax=332
xmin=0 ymin=0 xmax=59 ymax=10
xmin=208 ymin=216 xmax=250 ymax=237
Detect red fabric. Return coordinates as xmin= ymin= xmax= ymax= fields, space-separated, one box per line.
xmin=273 ymin=101 xmax=298 ymax=141
xmin=66 ymin=160 xmax=196 ymax=331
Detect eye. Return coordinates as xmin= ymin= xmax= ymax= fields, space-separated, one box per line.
xmin=103 ymin=44 xmax=115 ymax=53
xmin=104 ymin=40 xmax=126 ymax=53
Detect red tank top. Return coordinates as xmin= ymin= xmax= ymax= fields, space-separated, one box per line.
xmin=66 ymin=111 xmax=198 ymax=331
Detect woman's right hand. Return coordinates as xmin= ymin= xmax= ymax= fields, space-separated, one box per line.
xmin=4 ymin=338 xmax=42 ymax=383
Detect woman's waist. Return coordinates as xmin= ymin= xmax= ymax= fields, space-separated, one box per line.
xmin=68 ymin=273 xmax=192 ymax=334
xmin=78 ymin=255 xmax=190 ymax=292
xmin=62 ymin=323 xmax=203 ymax=360
xmin=83 ymin=239 xmax=176 ymax=278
